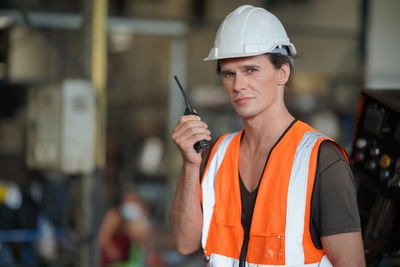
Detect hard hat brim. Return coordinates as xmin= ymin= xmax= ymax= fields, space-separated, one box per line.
xmin=203 ymin=44 xmax=297 ymax=61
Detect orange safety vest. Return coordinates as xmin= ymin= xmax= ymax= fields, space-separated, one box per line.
xmin=200 ymin=121 xmax=347 ymax=266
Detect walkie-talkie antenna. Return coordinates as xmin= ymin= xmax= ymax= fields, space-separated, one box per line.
xmin=174 ymin=75 xmax=194 ymax=114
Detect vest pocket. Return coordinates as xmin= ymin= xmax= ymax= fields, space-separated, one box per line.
xmin=248 ymin=233 xmax=283 ymax=264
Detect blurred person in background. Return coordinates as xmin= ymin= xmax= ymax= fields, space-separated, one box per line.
xmin=99 ymin=185 xmax=151 ymax=267
xmin=170 ymin=5 xmax=365 ymax=267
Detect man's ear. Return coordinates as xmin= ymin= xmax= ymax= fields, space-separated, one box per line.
xmin=278 ymin=63 xmax=290 ymax=85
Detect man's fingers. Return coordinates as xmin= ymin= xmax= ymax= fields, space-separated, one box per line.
xmin=171 ymin=114 xmax=211 ymax=164
xmin=173 ymin=127 xmax=211 ymax=146
xmin=174 ymin=132 xmax=211 ymax=151
xmin=174 ymin=121 xmax=208 ymax=137
xmin=173 ymin=116 xmax=208 ymax=138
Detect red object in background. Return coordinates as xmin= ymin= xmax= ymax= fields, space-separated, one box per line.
xmin=101 ymin=233 xmax=130 ymax=267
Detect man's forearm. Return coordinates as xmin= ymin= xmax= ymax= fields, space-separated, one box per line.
xmin=170 ymin=163 xmax=203 ymax=255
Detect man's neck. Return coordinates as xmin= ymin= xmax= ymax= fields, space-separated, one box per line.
xmin=241 ymin=107 xmax=294 ymax=154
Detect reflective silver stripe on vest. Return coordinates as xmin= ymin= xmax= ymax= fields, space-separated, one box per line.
xmin=285 ymin=131 xmax=329 ymax=265
xmin=201 ymin=132 xmax=239 ymax=250
xmin=209 ymin=253 xmax=332 ymax=267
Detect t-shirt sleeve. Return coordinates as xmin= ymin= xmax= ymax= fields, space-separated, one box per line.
xmin=310 ymin=140 xmax=362 ymax=249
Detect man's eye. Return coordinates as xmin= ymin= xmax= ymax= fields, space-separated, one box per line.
xmin=224 ymin=72 xmax=234 ymax=77
xmin=247 ymin=68 xmax=256 ymax=73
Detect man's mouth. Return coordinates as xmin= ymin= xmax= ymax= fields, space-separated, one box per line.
xmin=234 ymin=97 xmax=252 ymax=105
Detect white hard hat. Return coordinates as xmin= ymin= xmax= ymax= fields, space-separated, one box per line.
xmin=204 ymin=5 xmax=297 ymax=61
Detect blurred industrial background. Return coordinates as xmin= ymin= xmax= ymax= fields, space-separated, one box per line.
xmin=0 ymin=0 xmax=399 ymax=266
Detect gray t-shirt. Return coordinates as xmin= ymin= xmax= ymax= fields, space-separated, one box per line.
xmin=310 ymin=140 xmax=361 ymax=249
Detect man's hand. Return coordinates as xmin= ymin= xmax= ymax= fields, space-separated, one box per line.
xmin=171 ymin=114 xmax=211 ymax=166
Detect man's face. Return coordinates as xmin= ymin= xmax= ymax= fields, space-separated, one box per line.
xmin=219 ymin=54 xmax=288 ymax=120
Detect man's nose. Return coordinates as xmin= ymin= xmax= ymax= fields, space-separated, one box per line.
xmin=233 ymin=74 xmax=246 ymax=92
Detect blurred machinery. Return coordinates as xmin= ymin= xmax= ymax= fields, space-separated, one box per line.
xmin=351 ymin=90 xmax=400 ymax=266
xmin=0 ymin=79 xmax=99 ymax=265
xmin=26 ymin=79 xmax=96 ymax=176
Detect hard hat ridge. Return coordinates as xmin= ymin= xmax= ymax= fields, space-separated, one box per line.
xmin=204 ymin=5 xmax=296 ymax=61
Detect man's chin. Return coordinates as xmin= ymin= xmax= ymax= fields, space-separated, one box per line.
xmin=235 ymin=108 xmax=258 ymax=120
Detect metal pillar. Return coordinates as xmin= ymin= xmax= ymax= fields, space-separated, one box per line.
xmin=80 ymin=0 xmax=108 ymax=266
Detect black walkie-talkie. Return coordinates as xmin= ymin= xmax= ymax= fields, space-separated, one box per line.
xmin=174 ymin=75 xmax=210 ymax=153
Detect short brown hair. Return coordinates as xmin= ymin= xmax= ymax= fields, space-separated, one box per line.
xmin=216 ymin=53 xmax=294 ymax=76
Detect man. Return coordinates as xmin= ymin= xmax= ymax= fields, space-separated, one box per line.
xmin=170 ymin=5 xmax=365 ymax=267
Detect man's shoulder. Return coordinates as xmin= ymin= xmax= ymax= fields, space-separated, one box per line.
xmin=317 ymin=140 xmax=348 ymax=174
